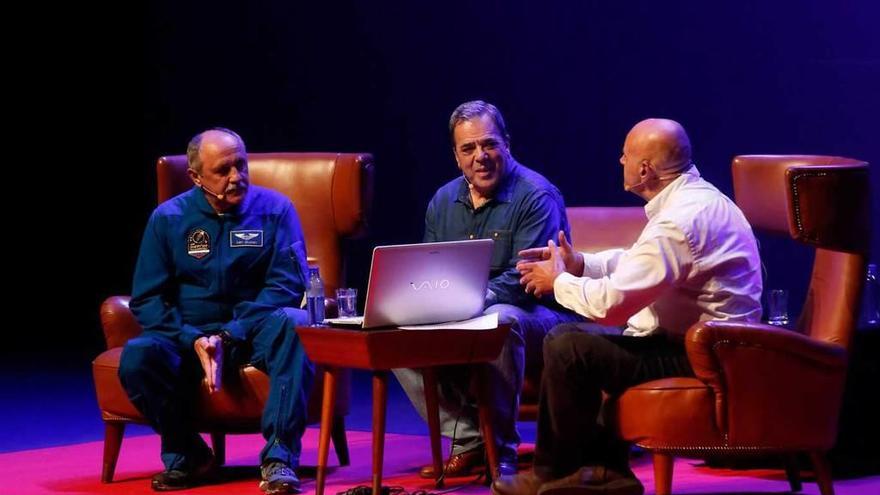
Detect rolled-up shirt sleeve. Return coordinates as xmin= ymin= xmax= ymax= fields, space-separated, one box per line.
xmin=554 ymin=220 xmax=693 ymax=325
xmin=581 ymin=248 xmax=625 ymax=278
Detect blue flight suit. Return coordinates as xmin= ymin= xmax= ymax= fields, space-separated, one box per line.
xmin=118 ymin=185 xmax=313 ymax=471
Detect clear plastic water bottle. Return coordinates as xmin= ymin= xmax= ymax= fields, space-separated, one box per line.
xmin=859 ymin=263 xmax=879 ymax=329
xmin=307 ymin=266 xmax=325 ymax=326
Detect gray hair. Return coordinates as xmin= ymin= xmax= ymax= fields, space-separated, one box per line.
xmin=186 ymin=127 xmax=246 ymax=173
xmin=448 ymin=100 xmax=510 ymax=146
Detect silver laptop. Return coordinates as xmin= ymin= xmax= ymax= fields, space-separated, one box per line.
xmin=329 ymin=239 xmax=493 ymax=329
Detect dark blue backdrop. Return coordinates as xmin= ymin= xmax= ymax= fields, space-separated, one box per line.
xmin=41 ymin=1 xmax=880 ymax=355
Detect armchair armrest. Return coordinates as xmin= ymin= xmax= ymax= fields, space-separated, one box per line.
xmin=100 ymin=296 xmax=143 ymax=350
xmin=687 ymin=321 xmax=848 ymax=382
xmin=685 ymin=320 xmax=849 ymax=445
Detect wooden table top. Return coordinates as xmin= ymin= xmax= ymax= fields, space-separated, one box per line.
xmin=296 ymin=324 xmax=511 ymax=370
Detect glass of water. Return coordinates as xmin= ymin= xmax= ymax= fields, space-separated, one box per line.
xmin=335 ymin=288 xmax=358 ymax=318
xmin=766 ymin=289 xmax=789 ymax=327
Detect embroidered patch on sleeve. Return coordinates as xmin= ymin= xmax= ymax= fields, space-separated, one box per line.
xmin=230 ymin=230 xmax=264 ymax=247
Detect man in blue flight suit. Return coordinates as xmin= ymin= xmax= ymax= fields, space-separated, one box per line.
xmin=119 ymin=128 xmax=312 ymax=494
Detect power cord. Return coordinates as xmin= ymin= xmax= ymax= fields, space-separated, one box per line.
xmin=434 ymin=405 xmax=464 ymax=487
xmin=340 ymin=328 xmax=494 ymax=495
xmin=336 ymin=486 xmax=405 ymax=495
xmin=436 ymin=329 xmax=484 ymax=486
xmin=335 ymin=477 xmax=483 ymax=495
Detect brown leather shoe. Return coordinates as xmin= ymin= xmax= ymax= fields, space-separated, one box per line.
xmin=419 ymin=448 xmax=485 ymax=478
xmin=491 ymin=471 xmax=545 ymax=495
xmin=537 ymin=466 xmax=643 ymax=495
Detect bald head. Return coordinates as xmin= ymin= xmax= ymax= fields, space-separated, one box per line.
xmin=620 ymin=118 xmax=693 ymax=200
xmin=625 ymin=118 xmax=692 ymax=175
xmin=187 ymin=128 xmax=246 ymax=173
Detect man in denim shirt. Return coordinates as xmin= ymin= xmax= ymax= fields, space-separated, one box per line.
xmin=394 ymin=101 xmax=583 ymax=478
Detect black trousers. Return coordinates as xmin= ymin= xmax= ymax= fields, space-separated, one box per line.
xmin=533 ymin=322 xmax=694 ymax=478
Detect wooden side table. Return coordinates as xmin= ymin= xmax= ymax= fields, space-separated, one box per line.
xmin=297 ymin=324 xmax=511 ymax=495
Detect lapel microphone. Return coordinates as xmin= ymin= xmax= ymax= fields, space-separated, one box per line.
xmin=200 ymin=183 xmax=226 ymax=201
xmin=624 ymin=162 xmax=694 ymax=192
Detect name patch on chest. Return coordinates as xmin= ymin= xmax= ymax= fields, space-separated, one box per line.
xmin=187 ymin=229 xmax=211 ymax=259
xmin=230 ymin=230 xmax=264 ymax=247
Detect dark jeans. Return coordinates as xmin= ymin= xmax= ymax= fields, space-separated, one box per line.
xmin=534 ymin=322 xmax=694 ymax=478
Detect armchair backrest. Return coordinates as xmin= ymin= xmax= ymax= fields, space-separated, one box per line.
xmin=732 ymin=155 xmax=870 ymax=349
xmin=157 ymin=152 xmax=375 ymax=297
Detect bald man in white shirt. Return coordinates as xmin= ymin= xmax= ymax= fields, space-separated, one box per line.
xmin=493 ymin=119 xmax=762 ymax=495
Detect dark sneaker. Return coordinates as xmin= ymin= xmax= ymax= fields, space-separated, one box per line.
xmin=150 ymin=453 xmax=217 ymax=491
xmin=260 ymin=461 xmax=301 ymax=494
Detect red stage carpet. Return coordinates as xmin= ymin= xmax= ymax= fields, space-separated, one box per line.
xmin=1 ymin=427 xmax=877 ymax=495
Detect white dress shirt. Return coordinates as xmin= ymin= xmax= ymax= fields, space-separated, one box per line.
xmin=553 ymin=166 xmax=763 ymax=337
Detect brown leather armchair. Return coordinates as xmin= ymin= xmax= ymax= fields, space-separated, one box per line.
xmin=520 ymin=207 xmax=647 ymax=420
xmin=614 ymin=155 xmax=871 ymax=495
xmin=93 ymin=152 xmax=375 ymax=483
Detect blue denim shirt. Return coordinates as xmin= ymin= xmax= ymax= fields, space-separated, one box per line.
xmin=424 ymin=161 xmax=570 ymax=306
xmin=130 ymin=185 xmax=310 ymax=350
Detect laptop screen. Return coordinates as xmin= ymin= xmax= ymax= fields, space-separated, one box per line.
xmin=360 ymin=239 xmax=493 ymax=328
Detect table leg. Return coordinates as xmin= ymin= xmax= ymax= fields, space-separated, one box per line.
xmin=422 ymin=367 xmax=444 ymax=488
xmin=316 ymin=368 xmax=338 ymax=495
xmin=372 ymin=371 xmax=388 ymax=495
xmin=474 ymin=364 xmax=500 ymax=480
